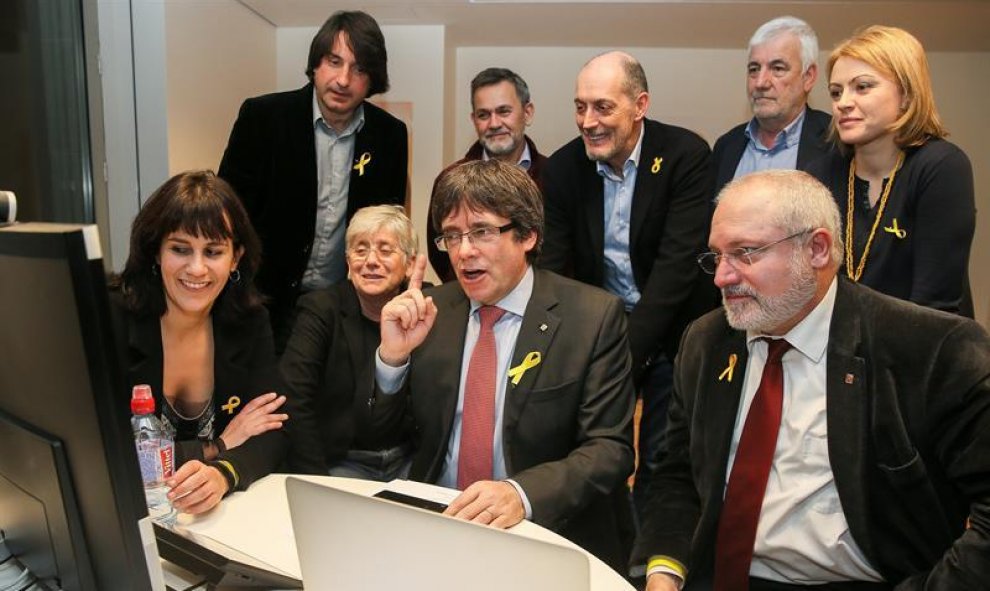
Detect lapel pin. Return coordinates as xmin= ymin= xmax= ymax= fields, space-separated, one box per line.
xmin=844 ymin=373 xmax=855 ymax=385
xmin=353 ymin=152 xmax=372 ymax=176
xmin=883 ymin=218 xmax=907 ymax=239
xmin=651 ymin=156 xmax=663 ymax=174
xmin=221 ymin=395 xmax=241 ymax=415
xmin=539 ymin=323 xmax=548 ymax=332
xmin=508 ymin=351 xmax=542 ymax=386
xmin=718 ymin=353 xmax=738 ymax=383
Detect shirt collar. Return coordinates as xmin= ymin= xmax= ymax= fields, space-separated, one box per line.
xmin=481 ymin=139 xmax=533 ymax=171
xmin=596 ymin=122 xmax=644 ymax=180
xmin=743 ymin=107 xmax=806 ymax=150
xmin=747 ymin=276 xmax=837 ymax=364
xmin=312 ymin=90 xmax=365 ymax=136
xmin=469 ymin=265 xmax=533 ymax=319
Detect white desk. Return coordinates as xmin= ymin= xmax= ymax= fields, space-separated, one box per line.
xmin=162 ymin=474 xmax=633 ymax=590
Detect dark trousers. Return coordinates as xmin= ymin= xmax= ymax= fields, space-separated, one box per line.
xmin=632 ymin=354 xmax=674 ymax=520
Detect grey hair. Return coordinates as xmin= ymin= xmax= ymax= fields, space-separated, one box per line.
xmin=749 ymin=16 xmax=819 ymax=74
xmin=717 ymin=170 xmax=843 ymax=265
xmin=471 ymin=67 xmax=531 ymax=107
xmin=346 ymin=205 xmax=419 ymax=259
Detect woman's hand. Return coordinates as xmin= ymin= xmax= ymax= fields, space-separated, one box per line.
xmin=166 ymin=460 xmax=229 ymax=515
xmin=219 ymin=392 xmax=287 ymax=450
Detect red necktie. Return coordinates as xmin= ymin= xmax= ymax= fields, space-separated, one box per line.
xmin=714 ymin=338 xmax=791 ymax=591
xmin=457 ymin=305 xmax=506 ymax=490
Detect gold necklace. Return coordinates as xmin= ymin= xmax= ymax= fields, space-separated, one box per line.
xmin=845 ymin=150 xmax=906 ymax=282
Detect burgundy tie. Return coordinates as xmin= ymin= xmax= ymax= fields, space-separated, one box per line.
xmin=713 ymin=338 xmax=792 ymax=591
xmin=457 ymin=305 xmax=506 ymax=490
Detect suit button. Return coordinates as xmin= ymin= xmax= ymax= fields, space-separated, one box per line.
xmin=289 ymin=280 xmax=299 ymax=288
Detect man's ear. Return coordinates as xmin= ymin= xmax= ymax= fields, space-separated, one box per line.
xmin=634 ymin=91 xmax=650 ymax=121
xmin=523 ymin=101 xmax=535 ymax=127
xmin=808 ymin=229 xmax=833 ymax=269
xmin=802 ymin=63 xmax=818 ymax=93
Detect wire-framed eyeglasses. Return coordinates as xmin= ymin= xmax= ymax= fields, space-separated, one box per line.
xmin=696 ymin=229 xmax=813 ymax=274
xmin=433 ymin=222 xmax=517 ymax=252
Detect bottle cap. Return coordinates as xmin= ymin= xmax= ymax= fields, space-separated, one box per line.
xmin=130 ymin=384 xmax=155 ymax=415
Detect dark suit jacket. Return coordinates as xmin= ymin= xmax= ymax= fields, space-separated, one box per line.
xmin=541 ymin=118 xmax=716 ymax=381
xmin=109 ymin=295 xmax=286 ymax=491
xmin=427 ymin=136 xmax=548 ymax=282
xmin=405 ymin=269 xmax=636 ymax=571
xmin=218 ymin=84 xmax=408 ymax=344
xmin=633 ymin=278 xmax=990 ymax=589
xmin=279 ymin=281 xmax=410 ymax=474
xmin=711 ymin=106 xmax=832 ymax=198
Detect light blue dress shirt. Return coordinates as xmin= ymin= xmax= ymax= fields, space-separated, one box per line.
xmin=598 ymin=126 xmax=645 ymax=311
xmin=733 ymin=109 xmax=806 ymax=180
xmin=375 ymin=267 xmax=536 ymax=515
xmin=301 ymin=95 xmax=365 ymax=291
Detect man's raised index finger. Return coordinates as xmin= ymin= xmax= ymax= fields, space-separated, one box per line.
xmin=408 ymin=254 xmax=427 ymax=291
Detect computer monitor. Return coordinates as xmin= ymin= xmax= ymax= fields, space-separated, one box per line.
xmin=0 ymin=223 xmax=154 ymax=590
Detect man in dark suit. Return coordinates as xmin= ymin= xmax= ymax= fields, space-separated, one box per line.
xmin=377 ymin=160 xmax=635 ymax=572
xmin=218 ymin=10 xmax=407 ymax=351
xmin=427 ymin=67 xmax=548 ymax=282
xmin=541 ymin=50 xmax=714 ymax=515
xmin=635 ymin=169 xmax=990 ymax=590
xmin=711 ymin=16 xmax=831 ymax=197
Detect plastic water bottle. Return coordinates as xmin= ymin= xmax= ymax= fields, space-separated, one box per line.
xmin=130 ymin=384 xmax=177 ymax=526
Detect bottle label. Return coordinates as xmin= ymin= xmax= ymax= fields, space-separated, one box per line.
xmin=136 ymin=439 xmax=175 ymax=483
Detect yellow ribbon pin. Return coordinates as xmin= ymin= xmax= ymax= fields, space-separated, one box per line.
xmin=718 ymin=354 xmax=738 ymax=383
xmin=883 ymin=218 xmax=907 ymax=239
xmin=221 ymin=395 xmax=241 ymax=415
xmin=353 ymin=152 xmax=372 ymax=176
xmin=508 ymin=352 xmax=542 ymax=386
xmin=651 ymin=156 xmax=663 ymax=174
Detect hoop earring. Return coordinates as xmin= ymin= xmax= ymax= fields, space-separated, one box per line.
xmin=151 ymin=263 xmax=160 ymax=276
xmin=229 ymin=269 xmax=241 ymax=284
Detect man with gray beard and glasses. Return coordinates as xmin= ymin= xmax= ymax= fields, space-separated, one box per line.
xmin=633 ymin=169 xmax=990 ymax=591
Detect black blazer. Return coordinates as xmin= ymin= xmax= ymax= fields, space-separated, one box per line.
xmin=711 ymin=106 xmax=832 ymax=198
xmin=633 ymin=278 xmax=990 ymax=589
xmin=279 ymin=281 xmax=410 ymax=474
xmin=807 ymin=138 xmax=975 ymax=317
xmin=541 ymin=118 xmax=716 ymax=380
xmin=110 ymin=294 xmax=286 ymax=491
xmin=218 ymin=84 xmax=408 ymax=340
xmin=404 ymin=269 xmax=636 ymax=572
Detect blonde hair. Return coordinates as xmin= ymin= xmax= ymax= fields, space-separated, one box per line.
xmin=346 ymin=205 xmax=418 ymax=259
xmin=828 ymin=25 xmax=946 ymax=149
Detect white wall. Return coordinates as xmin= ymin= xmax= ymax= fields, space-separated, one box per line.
xmin=455 ymin=46 xmax=990 ymax=324
xmin=165 ymin=0 xmax=275 ymax=174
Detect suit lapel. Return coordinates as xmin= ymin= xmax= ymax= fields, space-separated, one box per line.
xmin=419 ymin=287 xmax=471 ymax=478
xmin=502 ymin=271 xmax=560 ymax=439
xmin=581 ymin=162 xmax=606 ymax=283
xmin=292 ymin=85 xmax=319 ymax=209
xmin=129 ymin=313 xmax=164 ymax=396
xmin=339 ymin=286 xmax=371 ymax=394
xmin=824 ymin=280 xmax=876 ymax=562
xmin=690 ymin=323 xmax=750 ymax=561
xmin=629 ymin=120 xmax=661 ymax=248
xmin=718 ymin=131 xmax=747 ymax=191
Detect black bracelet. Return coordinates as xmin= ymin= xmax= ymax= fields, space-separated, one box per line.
xmin=214 ymin=436 xmax=227 ymax=455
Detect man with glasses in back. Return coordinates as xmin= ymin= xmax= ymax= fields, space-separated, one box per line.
xmin=633 ymin=169 xmax=990 ymax=591
xmin=376 ymin=159 xmax=636 ymax=573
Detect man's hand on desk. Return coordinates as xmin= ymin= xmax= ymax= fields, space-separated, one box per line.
xmin=166 ymin=460 xmax=229 ymax=514
xmin=444 ymin=480 xmax=525 ymax=529
xmin=646 ymin=572 xmax=681 ymax=591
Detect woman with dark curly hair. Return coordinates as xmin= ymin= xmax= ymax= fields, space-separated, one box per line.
xmin=111 ymin=170 xmax=287 ymax=514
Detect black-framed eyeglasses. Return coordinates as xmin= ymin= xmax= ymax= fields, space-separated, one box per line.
xmin=434 ymin=222 xmax=517 ymax=252
xmin=696 ymin=229 xmax=813 ymax=274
